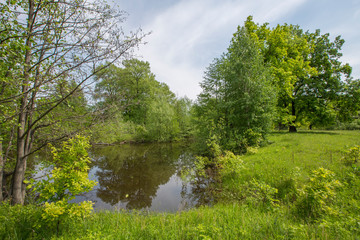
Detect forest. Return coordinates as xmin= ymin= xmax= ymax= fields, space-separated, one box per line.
xmin=1 ymin=0 xmax=360 ymax=239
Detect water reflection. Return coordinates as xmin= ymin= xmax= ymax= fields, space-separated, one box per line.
xmin=73 ymin=142 xmax=204 ymax=212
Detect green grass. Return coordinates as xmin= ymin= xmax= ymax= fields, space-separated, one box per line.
xmin=231 ymin=130 xmax=360 ymax=187
xmin=1 ymin=130 xmax=360 ymax=239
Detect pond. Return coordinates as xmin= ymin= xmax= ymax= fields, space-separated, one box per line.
xmin=69 ymin=142 xmax=208 ymax=212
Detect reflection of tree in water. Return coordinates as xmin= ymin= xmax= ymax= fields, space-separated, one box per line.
xmin=90 ymin=143 xmax=184 ymax=210
xmin=175 ymin=151 xmax=217 ymax=209
xmin=180 ymin=175 xmax=216 ymax=209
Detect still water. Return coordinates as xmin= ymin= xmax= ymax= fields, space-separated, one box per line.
xmin=71 ymin=142 xmax=207 ymax=212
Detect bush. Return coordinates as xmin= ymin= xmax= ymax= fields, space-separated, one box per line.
xmin=0 ymin=202 xmax=42 ymax=239
xmin=342 ymin=145 xmax=360 ymax=166
xmin=241 ymin=179 xmax=279 ymax=209
xmin=29 ymin=135 xmax=96 ymax=233
xmin=296 ymin=168 xmax=342 ymax=219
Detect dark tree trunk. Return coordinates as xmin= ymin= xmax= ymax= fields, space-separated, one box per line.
xmin=289 ymin=126 xmax=297 ymax=132
xmin=289 ymin=100 xmax=297 ymax=132
xmin=11 ymin=0 xmax=34 ymax=205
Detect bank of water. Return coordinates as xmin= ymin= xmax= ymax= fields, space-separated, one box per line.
xmin=69 ymin=142 xmax=207 ymax=212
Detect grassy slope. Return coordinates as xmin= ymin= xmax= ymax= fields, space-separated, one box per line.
xmin=237 ymin=130 xmax=360 ymax=187
xmin=1 ymin=130 xmax=360 ymax=239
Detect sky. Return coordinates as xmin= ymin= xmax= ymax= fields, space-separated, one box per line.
xmin=113 ymin=0 xmax=360 ymax=100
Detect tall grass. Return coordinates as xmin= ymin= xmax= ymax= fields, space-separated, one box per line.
xmin=1 ymin=130 xmax=360 ymax=239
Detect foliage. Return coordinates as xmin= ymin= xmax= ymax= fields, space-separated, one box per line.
xmin=0 ymin=0 xmax=144 ymax=204
xmin=341 ymin=145 xmax=360 ymax=166
xmin=296 ymin=168 xmax=342 ymax=219
xmin=195 ymin=26 xmax=276 ymax=153
xmin=241 ymin=179 xmax=279 ymax=208
xmin=0 ymin=202 xmax=43 ymax=239
xmin=29 ymin=135 xmax=96 ymax=231
xmin=92 ymin=60 xmax=193 ymax=143
xmin=145 ymin=96 xmax=180 ymax=141
xmin=89 ymin=113 xmax=139 ymax=144
xmin=244 ymin=16 xmax=360 ymax=131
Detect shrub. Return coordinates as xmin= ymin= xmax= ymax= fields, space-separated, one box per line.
xmin=241 ymin=179 xmax=279 ymax=208
xmin=342 ymin=145 xmax=360 ymax=166
xmin=296 ymin=168 xmax=342 ymax=219
xmin=29 ymin=135 xmax=97 ymax=233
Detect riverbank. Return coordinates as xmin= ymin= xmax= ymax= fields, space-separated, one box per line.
xmin=1 ymin=130 xmax=360 ymax=239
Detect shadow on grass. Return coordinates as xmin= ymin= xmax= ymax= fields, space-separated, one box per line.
xmin=271 ymin=130 xmax=340 ymax=136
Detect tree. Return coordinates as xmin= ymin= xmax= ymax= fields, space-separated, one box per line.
xmin=0 ymin=1 xmax=25 ymax=201
xmin=245 ymin=16 xmax=316 ymax=132
xmin=244 ymin=16 xmax=357 ymax=131
xmin=146 ymin=96 xmax=179 ymax=141
xmin=196 ymin=26 xmax=276 ymax=153
xmin=335 ymin=78 xmax=360 ymax=123
xmin=296 ymin=31 xmax=354 ymax=128
xmin=94 ymin=59 xmax=158 ymax=124
xmin=0 ymin=0 xmax=144 ymax=204
xmin=93 ymin=59 xmax=185 ymax=142
xmin=174 ymin=97 xmax=193 ymax=138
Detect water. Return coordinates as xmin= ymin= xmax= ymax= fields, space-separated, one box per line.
xmin=70 ymin=142 xmax=204 ymax=212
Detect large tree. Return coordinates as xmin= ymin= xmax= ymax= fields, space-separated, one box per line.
xmin=296 ymin=31 xmax=353 ymax=128
xmin=0 ymin=0 xmax=144 ymax=204
xmin=195 ymin=26 xmax=276 ymax=153
xmin=244 ymin=16 xmax=357 ymax=131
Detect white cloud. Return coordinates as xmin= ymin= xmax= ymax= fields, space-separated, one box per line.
xmin=132 ymin=0 xmax=360 ymax=100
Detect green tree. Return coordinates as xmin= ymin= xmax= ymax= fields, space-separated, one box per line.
xmin=0 ymin=0 xmax=143 ymax=204
xmin=245 ymin=16 xmax=316 ymax=132
xmin=94 ymin=60 xmax=160 ymax=124
xmin=196 ymin=26 xmax=276 ymax=153
xmin=0 ymin=1 xmax=25 ymax=201
xmin=93 ymin=59 xmax=187 ymax=142
xmin=244 ymin=16 xmax=358 ymax=131
xmin=174 ymin=97 xmax=194 ymax=138
xmin=335 ymin=78 xmax=360 ymax=123
xmin=296 ymin=31 xmax=354 ymax=128
xmin=146 ymin=97 xmax=179 ymax=141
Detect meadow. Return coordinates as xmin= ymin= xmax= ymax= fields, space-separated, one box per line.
xmin=1 ymin=130 xmax=360 ymax=239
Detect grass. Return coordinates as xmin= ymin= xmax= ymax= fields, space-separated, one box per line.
xmin=233 ymin=130 xmax=360 ymax=187
xmin=1 ymin=130 xmax=360 ymax=239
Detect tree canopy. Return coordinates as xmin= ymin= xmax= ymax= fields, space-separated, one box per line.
xmin=92 ymin=59 xmax=193 ymax=142
xmin=244 ymin=16 xmax=358 ymax=131
xmin=195 ymin=16 xmax=360 ymax=153
xmin=195 ymin=26 xmax=276 ymax=153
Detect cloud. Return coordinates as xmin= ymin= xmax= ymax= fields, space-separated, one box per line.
xmin=137 ymin=0 xmax=355 ymax=99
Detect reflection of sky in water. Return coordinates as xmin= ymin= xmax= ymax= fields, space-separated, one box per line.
xmin=70 ymin=144 xmax=201 ymax=212
xmin=74 ymin=173 xmax=193 ymax=212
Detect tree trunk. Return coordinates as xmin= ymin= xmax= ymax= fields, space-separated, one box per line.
xmin=11 ymin=0 xmax=34 ymax=205
xmin=289 ymin=100 xmax=297 ymax=132
xmin=12 ymin=100 xmax=30 ymax=205
xmin=11 ymin=149 xmax=27 ymax=205
xmin=289 ymin=125 xmax=297 ymax=132
xmin=0 ymin=141 xmax=3 ymax=201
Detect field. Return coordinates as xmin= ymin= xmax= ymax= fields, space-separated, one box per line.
xmin=1 ymin=130 xmax=360 ymax=239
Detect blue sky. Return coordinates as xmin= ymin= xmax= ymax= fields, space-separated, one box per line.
xmin=113 ymin=0 xmax=360 ymax=100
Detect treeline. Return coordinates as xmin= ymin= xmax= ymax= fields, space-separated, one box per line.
xmin=193 ymin=16 xmax=360 ymax=153
xmin=90 ymin=59 xmax=193 ymax=143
